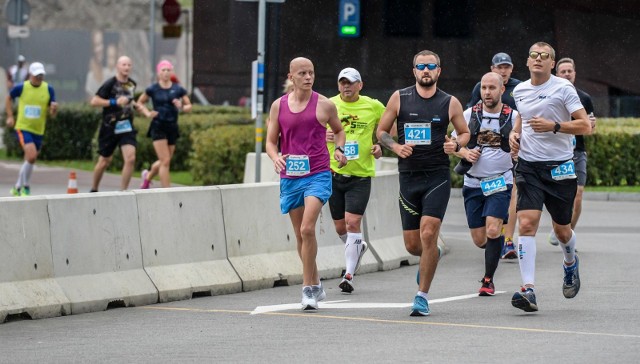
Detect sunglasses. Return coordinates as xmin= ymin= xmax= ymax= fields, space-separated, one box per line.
xmin=415 ymin=63 xmax=439 ymax=71
xmin=529 ymin=51 xmax=552 ymax=60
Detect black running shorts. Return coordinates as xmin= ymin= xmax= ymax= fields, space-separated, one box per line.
xmin=515 ymin=158 xmax=577 ymax=226
xmin=398 ymin=169 xmax=451 ymax=230
xmin=329 ymin=173 xmax=372 ymax=220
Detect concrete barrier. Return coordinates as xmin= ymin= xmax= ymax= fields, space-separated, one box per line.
xmin=47 ymin=192 xmax=158 ymax=314
xmin=363 ymin=171 xmax=420 ymax=270
xmin=135 ymin=187 xmax=242 ymax=302
xmin=0 ymin=197 xmax=70 ymax=322
xmin=221 ymin=183 xmax=307 ymax=291
xmin=243 ymin=153 xmax=280 ymax=183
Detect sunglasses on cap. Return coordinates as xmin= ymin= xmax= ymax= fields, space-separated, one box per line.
xmin=529 ymin=51 xmax=552 ymax=60
xmin=415 ymin=63 xmax=439 ymax=71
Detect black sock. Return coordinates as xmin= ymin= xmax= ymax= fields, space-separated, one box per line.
xmin=484 ymin=236 xmax=504 ymax=279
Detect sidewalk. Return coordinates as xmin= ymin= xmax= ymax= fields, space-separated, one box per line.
xmin=0 ymin=160 xmax=147 ymax=197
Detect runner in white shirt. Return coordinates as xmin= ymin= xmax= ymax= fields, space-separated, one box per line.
xmin=453 ymin=72 xmax=518 ymax=296
xmin=508 ymin=42 xmax=592 ymax=313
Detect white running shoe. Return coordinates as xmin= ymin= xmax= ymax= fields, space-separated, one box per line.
xmin=312 ymin=283 xmax=326 ymax=302
xmin=301 ymin=286 xmax=318 ymax=310
xmin=549 ymin=231 xmax=560 ymax=246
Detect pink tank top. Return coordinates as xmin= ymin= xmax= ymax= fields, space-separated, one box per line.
xmin=278 ymin=91 xmax=330 ymax=179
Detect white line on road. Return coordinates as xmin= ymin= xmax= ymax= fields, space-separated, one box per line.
xmin=251 ymin=291 xmax=506 ymax=315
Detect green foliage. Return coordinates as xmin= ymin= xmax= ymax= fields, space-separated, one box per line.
xmin=2 ymin=103 xmax=100 ymax=160
xmin=585 ymin=132 xmax=639 ymax=186
xmin=189 ymin=124 xmax=259 ymax=185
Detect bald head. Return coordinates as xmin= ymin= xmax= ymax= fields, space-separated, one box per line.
xmin=289 ymin=57 xmax=313 ymax=73
xmin=480 ymin=72 xmax=504 ymax=110
xmin=116 ymin=56 xmax=132 ymax=80
xmin=288 ymin=57 xmax=315 ymax=92
xmin=481 ymin=72 xmax=503 ymax=87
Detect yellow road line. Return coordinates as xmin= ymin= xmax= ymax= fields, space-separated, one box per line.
xmin=140 ymin=306 xmax=640 ymax=339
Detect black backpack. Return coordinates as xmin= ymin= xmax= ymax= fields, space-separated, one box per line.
xmin=454 ymin=102 xmax=513 ymax=175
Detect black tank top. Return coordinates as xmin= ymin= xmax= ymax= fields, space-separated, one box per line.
xmin=397 ymin=86 xmax=452 ymax=172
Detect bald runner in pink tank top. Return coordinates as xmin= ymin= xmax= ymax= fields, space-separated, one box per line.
xmin=278 ymin=91 xmax=330 ymax=179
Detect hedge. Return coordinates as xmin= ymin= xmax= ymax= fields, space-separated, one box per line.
xmin=3 ymin=106 xmax=638 ymax=187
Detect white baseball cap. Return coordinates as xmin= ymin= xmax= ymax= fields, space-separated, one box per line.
xmin=29 ymin=62 xmax=46 ymax=76
xmin=337 ymin=67 xmax=362 ymax=82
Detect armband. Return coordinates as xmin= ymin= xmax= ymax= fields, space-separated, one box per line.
xmin=335 ymin=146 xmax=345 ymax=154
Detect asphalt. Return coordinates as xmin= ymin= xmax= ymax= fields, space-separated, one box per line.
xmin=1 ymin=159 xmax=640 ymax=362
xmin=0 ymin=160 xmax=147 ymax=196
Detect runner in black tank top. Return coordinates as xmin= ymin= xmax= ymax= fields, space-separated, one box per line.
xmin=397 ymin=85 xmax=453 ymax=172
xmin=376 ymin=50 xmax=470 ymax=317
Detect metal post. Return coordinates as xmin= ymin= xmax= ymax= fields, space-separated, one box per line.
xmin=15 ymin=0 xmax=22 ymax=58
xmin=182 ymin=8 xmax=191 ymax=93
xmin=150 ymin=0 xmax=156 ymax=82
xmin=254 ymin=0 xmax=266 ymax=182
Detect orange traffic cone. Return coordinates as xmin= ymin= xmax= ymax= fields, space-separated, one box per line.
xmin=67 ymin=171 xmax=78 ymax=194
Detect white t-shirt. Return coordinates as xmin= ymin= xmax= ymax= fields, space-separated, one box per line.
xmin=454 ymin=107 xmax=518 ymax=188
xmin=513 ymin=75 xmax=584 ymax=162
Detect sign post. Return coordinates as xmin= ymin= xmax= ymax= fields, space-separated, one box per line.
xmin=236 ymin=0 xmax=285 ymax=182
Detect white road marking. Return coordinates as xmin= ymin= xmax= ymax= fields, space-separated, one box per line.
xmin=251 ymin=291 xmax=506 ymax=315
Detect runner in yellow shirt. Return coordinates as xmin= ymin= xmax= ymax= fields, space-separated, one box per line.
xmin=327 ymin=67 xmax=385 ymax=293
xmin=5 ymin=62 xmax=58 ymax=196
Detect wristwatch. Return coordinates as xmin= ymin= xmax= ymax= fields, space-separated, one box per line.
xmin=336 ymin=146 xmax=345 ymax=154
xmin=553 ymin=122 xmax=561 ymax=134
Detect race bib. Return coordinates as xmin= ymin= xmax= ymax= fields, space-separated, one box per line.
xmin=404 ymin=123 xmax=431 ymax=145
xmin=344 ymin=140 xmax=359 ymax=160
xmin=480 ymin=175 xmax=508 ymax=196
xmin=114 ymin=119 xmax=133 ymax=134
xmin=551 ymin=160 xmax=577 ymax=180
xmin=286 ymin=155 xmax=310 ymax=176
xmin=24 ymin=105 xmax=42 ymax=119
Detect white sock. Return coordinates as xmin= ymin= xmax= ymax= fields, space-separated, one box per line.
xmin=517 ymin=236 xmax=536 ymax=287
xmin=417 ymin=291 xmax=429 ymax=300
xmin=344 ymin=232 xmax=363 ymax=275
xmin=23 ymin=161 xmax=34 ymax=186
xmin=560 ymin=230 xmax=577 ymax=265
xmin=339 ymin=233 xmax=348 ymax=244
xmin=15 ymin=161 xmax=28 ymax=188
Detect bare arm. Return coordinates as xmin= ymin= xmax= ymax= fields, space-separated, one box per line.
xmin=5 ymin=95 xmax=15 ymax=128
xmin=376 ymin=91 xmax=416 ymax=158
xmin=509 ymin=113 xmax=522 ymax=159
xmin=528 ymin=108 xmax=591 ymax=136
xmin=266 ymin=99 xmax=286 ymax=173
xmin=323 ymin=98 xmax=347 ymax=167
xmin=444 ymin=97 xmax=470 ymax=154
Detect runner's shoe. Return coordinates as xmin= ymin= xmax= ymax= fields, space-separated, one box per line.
xmin=312 ymin=282 xmax=326 ymax=302
xmin=548 ymin=231 xmax=560 ymax=246
xmin=501 ymin=239 xmax=518 ymax=259
xmin=339 ymin=273 xmax=354 ymax=294
xmin=140 ymin=169 xmax=151 ymax=189
xmin=410 ymin=295 xmax=430 ymax=316
xmin=301 ymin=286 xmax=318 ymax=310
xmin=563 ymin=255 xmax=581 ymax=299
xmin=511 ymin=287 xmax=538 ymax=312
xmin=10 ymin=187 xmax=21 ymax=196
xmin=478 ymin=277 xmax=496 ymax=296
xmin=354 ymin=240 xmax=368 ymax=274
xmin=20 ymin=186 xmax=30 ymax=196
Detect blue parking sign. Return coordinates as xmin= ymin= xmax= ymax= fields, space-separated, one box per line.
xmin=339 ymin=0 xmax=360 ymax=37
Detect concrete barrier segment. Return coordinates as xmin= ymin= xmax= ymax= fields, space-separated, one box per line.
xmin=0 ymin=197 xmax=70 ymax=322
xmin=47 ymin=193 xmax=158 ymax=314
xmin=135 ymin=187 xmax=242 ymax=302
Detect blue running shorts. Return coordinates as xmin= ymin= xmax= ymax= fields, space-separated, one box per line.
xmin=280 ymin=170 xmax=332 ymax=214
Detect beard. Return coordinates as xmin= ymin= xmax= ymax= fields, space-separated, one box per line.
xmin=483 ymin=97 xmax=499 ymax=109
xmin=417 ymin=75 xmax=438 ymax=87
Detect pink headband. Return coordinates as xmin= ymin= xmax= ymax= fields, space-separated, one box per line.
xmin=156 ymin=60 xmax=173 ymax=74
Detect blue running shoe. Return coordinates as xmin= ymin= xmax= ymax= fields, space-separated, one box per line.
xmin=563 ymin=255 xmax=580 ymax=299
xmin=410 ymin=295 xmax=430 ymax=316
xmin=501 ymin=239 xmax=517 ymax=259
xmin=511 ymin=287 xmax=538 ymax=312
